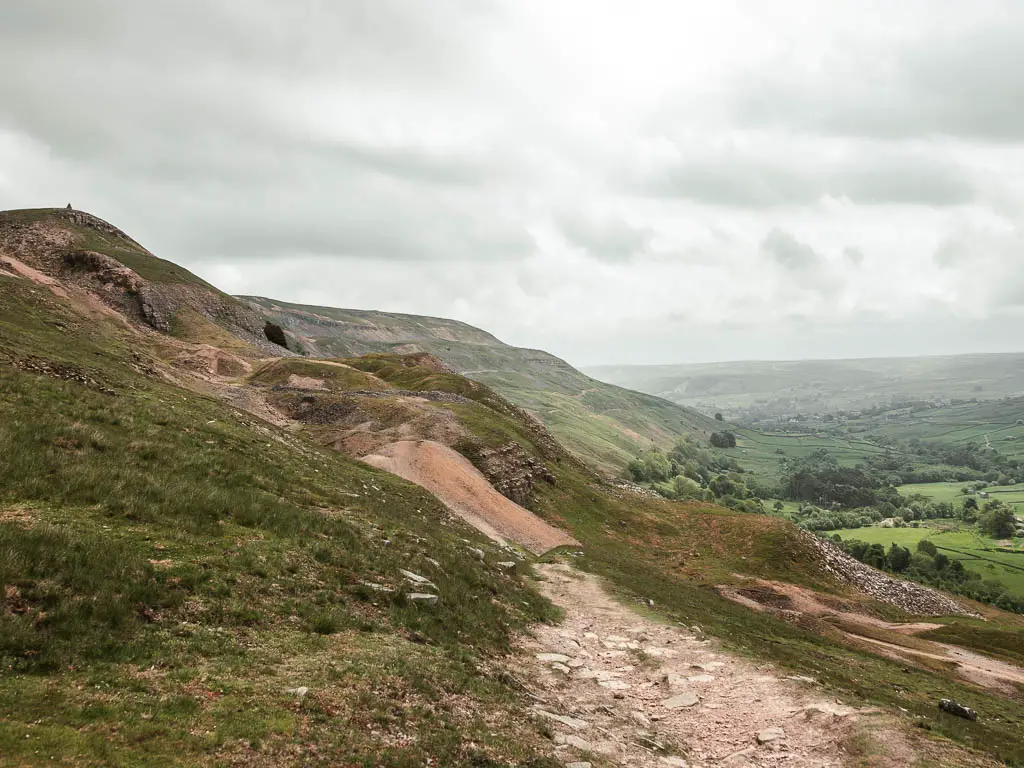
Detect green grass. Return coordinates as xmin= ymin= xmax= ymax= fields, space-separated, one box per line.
xmin=5 ymin=267 xmax=1024 ymax=764
xmin=708 ymin=427 xmax=897 ymax=485
xmin=0 ymin=281 xmax=562 ymax=765
xmin=834 ymin=524 xmax=1024 ymax=597
xmin=249 ymin=358 xmax=391 ymax=392
xmin=900 ymin=481 xmax=1024 ymax=515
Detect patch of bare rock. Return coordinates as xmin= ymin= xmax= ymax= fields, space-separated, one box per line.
xmin=520 ymin=563 xmax=878 ymax=768
xmin=801 ymin=532 xmax=978 ymax=617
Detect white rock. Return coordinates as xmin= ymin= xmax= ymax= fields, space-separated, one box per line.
xmin=630 ymin=710 xmax=651 ymax=727
xmin=407 ymin=592 xmax=437 ymax=602
xmin=554 ymin=733 xmax=593 ymax=750
xmin=663 ymin=692 xmax=700 ymax=709
xmin=534 ymin=708 xmax=588 ymax=729
xmin=687 ymin=674 xmax=716 ymax=683
xmin=552 ymin=662 xmax=572 ymax=674
xmin=536 ymin=653 xmax=571 ymax=663
xmin=660 ymin=758 xmax=688 ymax=768
xmin=756 ymin=727 xmax=785 ymax=744
xmin=598 ymin=680 xmax=630 ymax=690
xmin=566 ymin=763 xmax=592 ymax=768
xmin=285 ymin=686 xmax=309 ymax=699
xmin=399 ymin=569 xmax=435 ymax=587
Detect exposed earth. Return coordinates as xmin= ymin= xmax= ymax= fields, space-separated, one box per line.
xmin=362 ymin=439 xmax=579 ymax=555
xmin=520 ymin=564 xmax=1001 ymax=768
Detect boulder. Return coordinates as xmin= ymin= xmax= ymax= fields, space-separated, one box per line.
xmin=938 ymin=699 xmax=977 ymax=721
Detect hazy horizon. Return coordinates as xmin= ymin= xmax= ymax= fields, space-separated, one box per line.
xmin=3 ymin=2 xmax=1024 ymax=366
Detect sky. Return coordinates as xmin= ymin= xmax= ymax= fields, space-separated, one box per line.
xmin=2 ymin=1 xmax=1024 ymax=366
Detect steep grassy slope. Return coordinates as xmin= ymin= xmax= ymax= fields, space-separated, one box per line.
xmin=0 ymin=278 xmax=567 ymax=766
xmin=4 ymin=209 xmax=1024 ymax=765
xmin=587 ymin=354 xmax=1024 ymax=419
xmin=243 ymin=296 xmax=720 ymax=473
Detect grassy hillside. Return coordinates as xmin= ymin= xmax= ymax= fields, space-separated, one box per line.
xmin=586 ymin=354 xmax=1024 ymax=421
xmin=243 ymin=296 xmax=721 ymax=473
xmin=855 ymin=395 xmax=1024 ymax=460
xmin=4 ymin=208 xmax=1024 ymax=765
xmin=0 ymin=278 xmax=566 ymax=766
xmin=0 ymin=208 xmax=285 ymax=355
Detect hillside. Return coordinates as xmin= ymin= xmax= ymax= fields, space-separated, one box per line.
xmin=243 ymin=296 xmax=721 ymax=473
xmin=2 ymin=208 xmax=1024 ymax=766
xmin=586 ymin=354 xmax=1024 ymax=422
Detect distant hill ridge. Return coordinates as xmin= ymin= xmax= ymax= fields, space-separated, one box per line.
xmin=243 ymin=296 xmax=720 ymax=473
xmin=587 ymin=354 xmax=1024 ymax=421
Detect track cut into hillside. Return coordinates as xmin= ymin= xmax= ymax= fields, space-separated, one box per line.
xmin=362 ymin=439 xmax=579 ymax=555
xmin=718 ymin=579 xmax=1024 ymax=694
xmin=521 ymin=563 xmax=999 ymax=768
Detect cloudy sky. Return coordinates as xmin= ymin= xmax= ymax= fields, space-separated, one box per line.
xmin=2 ymin=1 xmax=1024 ymax=365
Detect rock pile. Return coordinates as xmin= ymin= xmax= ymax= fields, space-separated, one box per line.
xmin=802 ymin=532 xmax=978 ymax=617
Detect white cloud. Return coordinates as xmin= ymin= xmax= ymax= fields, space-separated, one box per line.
xmin=2 ymin=0 xmax=1024 ymax=364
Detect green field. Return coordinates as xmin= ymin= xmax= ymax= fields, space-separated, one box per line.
xmin=900 ymin=481 xmax=1024 ymax=514
xmin=835 ymin=522 xmax=1024 ymax=597
xmin=715 ymin=428 xmax=901 ymax=484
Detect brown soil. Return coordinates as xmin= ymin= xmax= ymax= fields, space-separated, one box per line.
xmin=362 ymin=440 xmax=578 ymax=555
xmin=523 ymin=563 xmax=904 ymax=767
xmin=0 ymin=254 xmax=69 ymax=297
xmin=719 ymin=578 xmax=1024 ymax=694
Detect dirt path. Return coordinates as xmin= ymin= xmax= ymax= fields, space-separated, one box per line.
xmin=844 ymin=633 xmax=1024 ymax=693
xmin=717 ymin=579 xmax=1024 ymax=694
xmin=362 ymin=440 xmax=578 ymax=555
xmin=521 ymin=563 xmax=886 ymax=768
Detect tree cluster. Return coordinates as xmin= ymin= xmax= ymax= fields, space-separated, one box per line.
xmin=831 ymin=535 xmax=1024 ymax=613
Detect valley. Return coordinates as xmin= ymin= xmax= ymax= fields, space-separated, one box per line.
xmin=1 ymin=208 xmax=1023 ymax=767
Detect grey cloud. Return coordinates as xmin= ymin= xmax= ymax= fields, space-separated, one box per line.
xmin=637 ymin=150 xmax=976 ymax=207
xmin=843 ymin=247 xmax=865 ymax=266
xmin=0 ymin=0 xmax=531 ymax=263
xmin=734 ymin=16 xmax=1024 ymax=141
xmin=934 ymin=236 xmax=969 ymax=269
xmin=762 ymin=229 xmax=820 ymax=270
xmin=760 ymin=229 xmax=842 ymax=297
xmin=4 ymin=1 xmax=1024 ymax=365
xmin=556 ymin=212 xmax=654 ymax=262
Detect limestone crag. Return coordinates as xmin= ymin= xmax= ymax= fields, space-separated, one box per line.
xmin=464 ymin=442 xmax=556 ymax=506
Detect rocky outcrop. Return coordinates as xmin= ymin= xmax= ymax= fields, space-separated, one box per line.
xmin=802 ymin=532 xmax=977 ymax=617
xmin=59 ymin=209 xmax=151 ymax=253
xmin=0 ymin=210 xmax=296 ymax=355
xmin=457 ymin=441 xmax=555 ymax=506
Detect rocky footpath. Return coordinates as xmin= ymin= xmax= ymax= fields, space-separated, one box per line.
xmin=520 ymin=563 xmax=869 ymax=768
xmin=802 ymin=532 xmax=978 ymax=617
